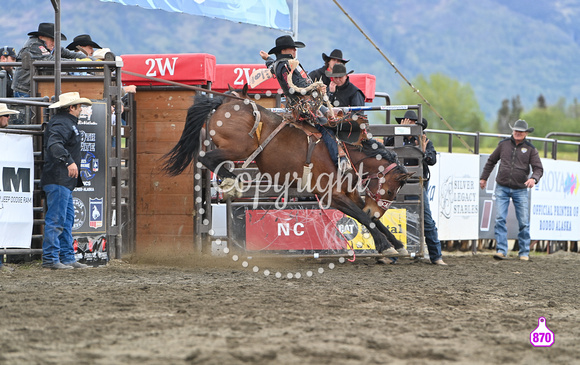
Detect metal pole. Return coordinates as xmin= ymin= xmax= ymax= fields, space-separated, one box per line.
xmin=51 ymin=0 xmax=61 ymax=99
xmin=292 ymin=0 xmax=299 ymax=40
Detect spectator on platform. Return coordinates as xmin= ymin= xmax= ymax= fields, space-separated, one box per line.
xmin=66 ymin=34 xmax=101 ymax=57
xmin=41 ymin=92 xmax=93 ymax=270
xmin=325 ymin=63 xmax=365 ymax=108
xmin=480 ymin=119 xmax=543 ymax=261
xmin=0 ymin=103 xmax=19 ymax=128
xmin=12 ymin=23 xmax=87 ymax=98
xmin=1 ymin=46 xmax=17 ymax=97
xmin=308 ymin=49 xmax=349 ymax=89
xmin=384 ymin=111 xmax=447 ymax=265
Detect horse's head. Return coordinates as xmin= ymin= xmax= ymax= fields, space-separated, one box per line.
xmin=351 ymin=140 xmax=414 ymax=219
xmin=226 ymin=83 xmax=250 ymax=100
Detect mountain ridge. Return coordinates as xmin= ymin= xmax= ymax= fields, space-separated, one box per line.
xmin=1 ymin=0 xmax=579 ymax=123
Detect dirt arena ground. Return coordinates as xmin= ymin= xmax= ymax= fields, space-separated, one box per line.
xmin=1 ymin=249 xmax=579 ymax=365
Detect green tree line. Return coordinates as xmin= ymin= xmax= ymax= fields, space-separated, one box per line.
xmin=390 ymin=73 xmax=580 ymax=156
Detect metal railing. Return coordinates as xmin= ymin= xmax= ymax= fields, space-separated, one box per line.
xmin=423 ymin=129 xmax=580 ymax=161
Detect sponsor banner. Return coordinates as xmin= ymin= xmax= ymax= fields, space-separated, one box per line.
xmin=243 ymin=207 xmax=411 ymax=252
xmin=430 ymin=152 xmax=480 ymax=240
xmin=0 ymin=133 xmax=34 ymax=248
xmin=73 ymin=102 xmax=107 ymax=235
xmin=530 ymin=159 xmax=580 ymax=240
xmin=74 ymin=235 xmax=109 ymax=267
xmin=100 ymin=0 xmax=292 ymax=31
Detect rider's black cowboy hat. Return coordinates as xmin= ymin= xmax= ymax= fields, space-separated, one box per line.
xmin=66 ymin=34 xmax=102 ymax=51
xmin=325 ymin=63 xmax=354 ymax=78
xmin=268 ymin=35 xmax=305 ymax=54
xmin=322 ymin=49 xmax=350 ymax=64
xmin=28 ymin=22 xmax=67 ymax=40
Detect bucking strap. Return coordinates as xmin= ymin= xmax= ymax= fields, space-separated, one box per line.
xmin=248 ymin=101 xmax=262 ymax=138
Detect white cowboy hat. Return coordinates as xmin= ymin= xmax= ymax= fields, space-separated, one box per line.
xmin=92 ymin=47 xmax=112 ymax=60
xmin=0 ymin=103 xmax=19 ymax=116
xmin=49 ymin=92 xmax=92 ymax=109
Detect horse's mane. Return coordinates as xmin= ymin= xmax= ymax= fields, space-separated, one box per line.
xmin=359 ymin=138 xmax=399 ymax=164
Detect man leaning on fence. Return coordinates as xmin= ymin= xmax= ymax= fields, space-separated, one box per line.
xmin=41 ymin=92 xmax=93 ymax=270
xmin=12 ymin=23 xmax=87 ymax=99
xmin=479 ymin=119 xmax=543 ymax=261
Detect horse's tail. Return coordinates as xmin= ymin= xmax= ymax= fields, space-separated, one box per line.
xmin=162 ymin=95 xmax=224 ymax=176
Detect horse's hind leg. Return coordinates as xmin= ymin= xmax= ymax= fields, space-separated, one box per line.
xmin=198 ymin=149 xmax=237 ymax=179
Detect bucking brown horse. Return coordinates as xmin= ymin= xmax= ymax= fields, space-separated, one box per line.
xmin=162 ymin=85 xmax=413 ymax=255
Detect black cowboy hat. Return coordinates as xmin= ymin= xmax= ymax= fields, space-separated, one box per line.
xmin=28 ymin=22 xmax=67 ymax=40
xmin=0 ymin=46 xmax=16 ymax=58
xmin=510 ymin=119 xmax=534 ymax=133
xmin=325 ymin=63 xmax=354 ymax=78
xmin=395 ymin=110 xmax=418 ymax=124
xmin=268 ymin=35 xmax=305 ymax=55
xmin=66 ymin=34 xmax=102 ymax=51
xmin=322 ymin=49 xmax=349 ymax=63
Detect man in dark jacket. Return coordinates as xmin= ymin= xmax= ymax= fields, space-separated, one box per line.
xmin=384 ymin=111 xmax=446 ymax=265
xmin=41 ymin=92 xmax=92 ymax=270
xmin=260 ymin=35 xmax=311 ymax=106
xmin=12 ymin=23 xmax=87 ymax=98
xmin=308 ymin=49 xmax=349 ymax=88
xmin=260 ymin=36 xmax=345 ymax=167
xmin=325 ymin=63 xmax=365 ymax=107
xmin=480 ymin=119 xmax=543 ymax=261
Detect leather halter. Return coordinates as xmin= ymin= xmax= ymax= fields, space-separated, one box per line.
xmin=361 ymin=162 xmax=399 ymax=210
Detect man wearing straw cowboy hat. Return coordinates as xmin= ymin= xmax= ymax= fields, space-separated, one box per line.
xmin=41 ymin=92 xmax=92 ymax=270
xmin=0 ymin=103 xmax=19 ymax=128
xmin=480 ymin=119 xmax=543 ymax=261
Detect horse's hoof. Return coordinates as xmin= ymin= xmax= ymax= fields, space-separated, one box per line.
xmin=383 ymin=247 xmax=398 ymax=256
xmin=376 ymin=257 xmax=395 ymax=265
xmin=396 ymin=248 xmax=409 ymax=256
xmin=220 ymin=178 xmax=243 ymax=199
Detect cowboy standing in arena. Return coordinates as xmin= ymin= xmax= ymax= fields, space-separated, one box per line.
xmin=480 ymin=119 xmax=543 ymax=261
xmin=41 ymin=92 xmax=93 ymax=270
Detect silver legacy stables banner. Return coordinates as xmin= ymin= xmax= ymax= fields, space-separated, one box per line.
xmin=0 ymin=133 xmax=34 ymax=248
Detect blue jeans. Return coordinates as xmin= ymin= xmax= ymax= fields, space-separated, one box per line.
xmin=423 ymin=182 xmax=442 ymax=262
xmin=42 ymin=184 xmax=76 ymax=265
xmin=315 ymin=124 xmax=338 ymax=166
xmin=390 ymin=182 xmax=442 ymax=264
xmin=494 ymin=184 xmax=530 ymax=257
xmin=14 ymin=91 xmax=30 ymax=98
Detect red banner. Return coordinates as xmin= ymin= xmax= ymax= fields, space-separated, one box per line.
xmin=213 ymin=64 xmax=281 ymax=93
xmin=245 ymin=209 xmax=353 ymax=251
xmin=120 ymin=53 xmax=216 ymax=86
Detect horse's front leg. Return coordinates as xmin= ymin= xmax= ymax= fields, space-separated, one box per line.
xmin=330 ymin=192 xmax=397 ymax=255
xmin=373 ymin=218 xmax=408 ymax=255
